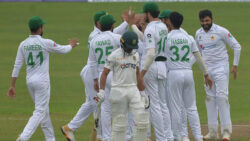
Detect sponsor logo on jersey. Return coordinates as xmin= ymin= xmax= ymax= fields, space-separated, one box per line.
xmin=120 ymin=63 xmax=136 ymax=69
xmin=200 ymin=45 xmax=203 ymax=49
xmin=147 ymin=34 xmax=151 ymax=38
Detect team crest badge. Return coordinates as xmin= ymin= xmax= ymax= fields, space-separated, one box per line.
xmin=228 ymin=33 xmax=232 ymax=38
xmin=211 ymin=36 xmax=215 ymax=40
xmin=132 ymin=39 xmax=137 ymax=45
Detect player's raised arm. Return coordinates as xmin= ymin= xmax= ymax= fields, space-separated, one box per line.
xmin=113 ymin=10 xmax=129 ymax=35
xmin=43 ymin=38 xmax=78 ymax=54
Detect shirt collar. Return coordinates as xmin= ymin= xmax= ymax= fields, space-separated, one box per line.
xmin=94 ymin=26 xmax=101 ymax=32
xmin=29 ymin=35 xmax=41 ymax=38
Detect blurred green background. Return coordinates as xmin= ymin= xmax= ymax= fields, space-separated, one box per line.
xmin=0 ymin=2 xmax=249 ymax=141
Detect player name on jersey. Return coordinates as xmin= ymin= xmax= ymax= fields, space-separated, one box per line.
xmin=95 ymin=39 xmax=111 ymax=46
xmin=171 ymin=38 xmax=188 ymax=45
xmin=159 ymin=29 xmax=167 ymax=36
xmin=24 ymin=45 xmax=42 ymax=51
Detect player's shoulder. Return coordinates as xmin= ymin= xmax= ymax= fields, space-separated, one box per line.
xmin=109 ymin=48 xmax=122 ymax=59
xmin=195 ymin=27 xmax=204 ymax=36
xmin=89 ymin=27 xmax=101 ymax=41
xmin=90 ymin=33 xmax=103 ymax=44
xmin=213 ymin=24 xmax=230 ymax=34
xmin=107 ymin=31 xmax=121 ymax=39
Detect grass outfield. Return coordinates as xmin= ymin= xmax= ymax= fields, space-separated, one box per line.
xmin=0 ymin=2 xmax=250 ymax=141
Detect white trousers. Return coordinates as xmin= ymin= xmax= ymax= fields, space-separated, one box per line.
xmin=20 ymin=80 xmax=55 ymax=141
xmin=100 ymin=72 xmax=112 ymax=141
xmin=167 ymin=69 xmax=202 ymax=140
xmin=145 ymin=62 xmax=172 ymax=141
xmin=205 ymin=63 xmax=232 ymax=133
xmin=109 ymin=86 xmax=148 ymax=141
xmin=165 ymin=77 xmax=188 ymax=139
xmin=68 ymin=65 xmax=102 ymax=138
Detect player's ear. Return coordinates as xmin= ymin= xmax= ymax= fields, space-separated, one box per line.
xmin=111 ymin=24 xmax=114 ymax=31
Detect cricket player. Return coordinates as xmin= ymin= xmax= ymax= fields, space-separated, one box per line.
xmin=165 ymin=12 xmax=213 ymax=141
xmin=159 ymin=9 xmax=196 ymax=141
xmin=129 ymin=14 xmax=152 ymax=141
xmin=195 ymin=9 xmax=241 ymax=141
xmin=95 ymin=31 xmax=149 ymax=141
xmin=139 ymin=2 xmax=171 ymax=141
xmin=7 ymin=16 xmax=78 ymax=141
xmin=88 ymin=14 xmax=122 ymax=141
xmin=61 ymin=10 xmax=130 ymax=141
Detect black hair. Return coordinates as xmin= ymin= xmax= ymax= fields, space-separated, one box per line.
xmin=148 ymin=11 xmax=160 ymax=18
xmin=169 ymin=12 xmax=183 ymax=29
xmin=101 ymin=24 xmax=113 ymax=31
xmin=199 ymin=9 xmax=213 ymax=19
xmin=30 ymin=26 xmax=42 ymax=33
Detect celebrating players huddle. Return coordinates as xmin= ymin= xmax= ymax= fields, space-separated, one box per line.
xmin=8 ymin=2 xmax=241 ymax=141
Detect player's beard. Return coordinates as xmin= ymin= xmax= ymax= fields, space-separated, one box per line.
xmin=138 ymin=25 xmax=143 ymax=32
xmin=145 ymin=15 xmax=149 ymax=23
xmin=40 ymin=32 xmax=43 ymax=37
xmin=202 ymin=23 xmax=213 ymax=31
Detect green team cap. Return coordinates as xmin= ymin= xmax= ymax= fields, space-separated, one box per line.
xmin=142 ymin=2 xmax=159 ymax=13
xmin=158 ymin=9 xmax=172 ymax=19
xmin=28 ymin=16 xmax=46 ymax=30
xmin=121 ymin=31 xmax=138 ymax=49
xmin=93 ymin=11 xmax=106 ymax=23
xmin=99 ymin=14 xmax=116 ymax=26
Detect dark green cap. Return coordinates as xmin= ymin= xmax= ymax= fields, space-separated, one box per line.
xmin=93 ymin=11 xmax=106 ymax=23
xmin=158 ymin=9 xmax=172 ymax=19
xmin=28 ymin=16 xmax=46 ymax=30
xmin=99 ymin=14 xmax=116 ymax=26
xmin=121 ymin=31 xmax=138 ymax=49
xmin=142 ymin=2 xmax=159 ymax=13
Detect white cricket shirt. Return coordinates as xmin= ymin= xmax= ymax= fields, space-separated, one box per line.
xmin=88 ymin=31 xmax=121 ymax=79
xmin=105 ymin=48 xmax=139 ymax=87
xmin=144 ymin=20 xmax=168 ymax=58
xmin=12 ymin=35 xmax=72 ymax=82
xmin=195 ymin=23 xmax=241 ymax=68
xmin=165 ymin=29 xmax=199 ymax=70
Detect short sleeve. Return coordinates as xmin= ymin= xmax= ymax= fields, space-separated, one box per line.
xmin=104 ymin=53 xmax=116 ymax=70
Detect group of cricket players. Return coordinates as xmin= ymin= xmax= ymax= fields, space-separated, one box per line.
xmin=8 ymin=2 xmax=241 ymax=141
